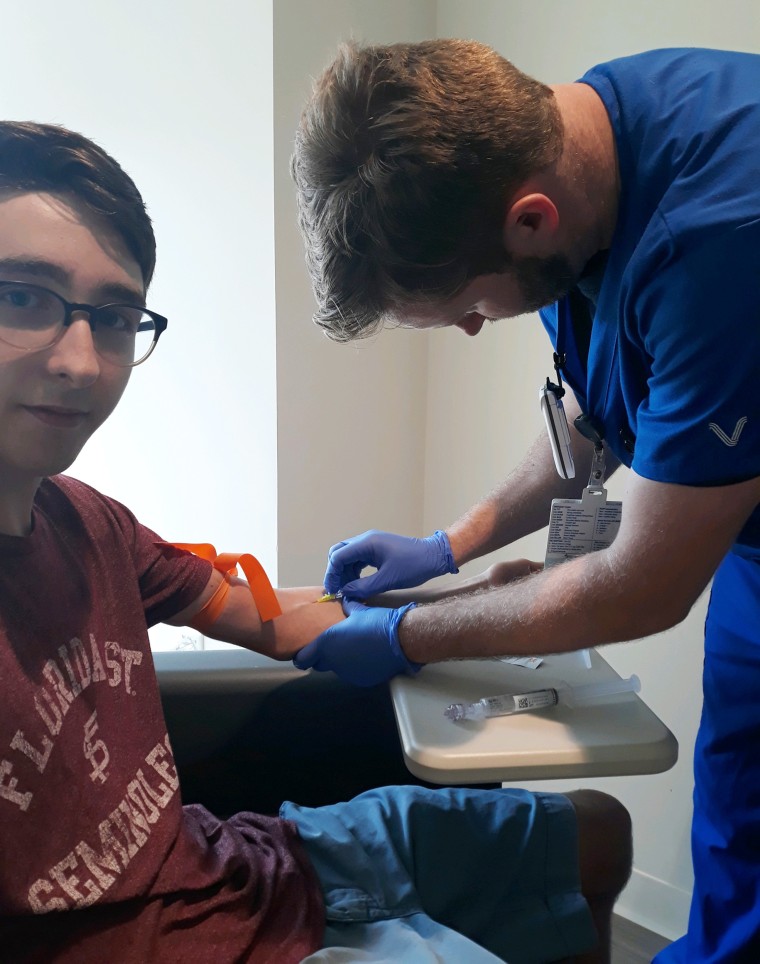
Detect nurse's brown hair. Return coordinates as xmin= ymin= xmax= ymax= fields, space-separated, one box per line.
xmin=292 ymin=39 xmax=563 ymax=341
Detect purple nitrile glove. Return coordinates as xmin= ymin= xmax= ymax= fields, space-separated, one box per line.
xmin=293 ymin=599 xmax=422 ymax=687
xmin=323 ymin=529 xmax=458 ymax=599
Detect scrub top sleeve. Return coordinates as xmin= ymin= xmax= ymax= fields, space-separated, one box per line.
xmin=632 ymin=219 xmax=760 ymax=487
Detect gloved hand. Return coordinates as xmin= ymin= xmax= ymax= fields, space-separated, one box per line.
xmin=324 ymin=529 xmax=458 ymax=599
xmin=293 ymin=600 xmax=423 ymax=687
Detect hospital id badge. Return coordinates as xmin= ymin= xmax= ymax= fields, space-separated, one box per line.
xmin=544 ymin=444 xmax=622 ymax=568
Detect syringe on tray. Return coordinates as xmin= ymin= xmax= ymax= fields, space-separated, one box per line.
xmin=444 ymin=675 xmax=641 ymax=722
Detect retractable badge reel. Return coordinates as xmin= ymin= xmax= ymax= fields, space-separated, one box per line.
xmin=539 ymin=366 xmax=575 ymax=481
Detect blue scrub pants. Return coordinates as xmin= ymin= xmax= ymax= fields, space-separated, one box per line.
xmin=656 ymin=549 xmax=760 ymax=962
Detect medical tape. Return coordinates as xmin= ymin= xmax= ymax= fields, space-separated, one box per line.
xmin=165 ymin=542 xmax=282 ymax=626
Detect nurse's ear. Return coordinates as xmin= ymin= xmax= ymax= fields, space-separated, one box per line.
xmin=502 ymin=191 xmax=560 ymax=259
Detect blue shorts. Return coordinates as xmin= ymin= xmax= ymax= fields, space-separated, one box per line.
xmin=656 ymin=549 xmax=760 ymax=963
xmin=281 ymin=785 xmax=596 ymax=963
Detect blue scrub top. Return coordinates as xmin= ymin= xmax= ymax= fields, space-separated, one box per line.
xmin=539 ymin=48 xmax=760 ymax=549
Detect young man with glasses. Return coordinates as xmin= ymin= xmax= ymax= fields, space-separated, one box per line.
xmin=0 ymin=122 xmax=630 ymax=963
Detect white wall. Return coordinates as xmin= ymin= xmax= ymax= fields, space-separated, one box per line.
xmin=274 ymin=1 xmax=436 ymax=587
xmin=1 ymin=0 xmax=279 ymax=591
xmin=428 ymin=0 xmax=760 ymax=939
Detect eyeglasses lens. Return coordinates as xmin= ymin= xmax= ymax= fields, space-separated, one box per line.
xmin=92 ymin=306 xmax=157 ymax=366
xmin=0 ymin=283 xmax=157 ymax=366
xmin=0 ymin=283 xmax=61 ymax=347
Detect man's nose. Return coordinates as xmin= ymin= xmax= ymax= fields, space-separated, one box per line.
xmin=46 ymin=314 xmax=101 ymax=385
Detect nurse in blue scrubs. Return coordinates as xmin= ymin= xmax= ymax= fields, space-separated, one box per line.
xmin=291 ymin=42 xmax=760 ymax=962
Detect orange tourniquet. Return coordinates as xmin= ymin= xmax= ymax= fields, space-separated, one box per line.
xmin=169 ymin=543 xmax=282 ymax=629
xmin=186 ymin=574 xmax=232 ymax=634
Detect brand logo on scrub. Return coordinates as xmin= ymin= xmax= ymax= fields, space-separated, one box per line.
xmin=708 ymin=417 xmax=747 ymax=447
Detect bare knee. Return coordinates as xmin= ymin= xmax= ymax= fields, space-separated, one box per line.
xmin=565 ymin=789 xmax=632 ymax=901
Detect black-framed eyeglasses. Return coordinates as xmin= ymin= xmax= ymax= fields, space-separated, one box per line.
xmin=0 ymin=280 xmax=168 ymax=367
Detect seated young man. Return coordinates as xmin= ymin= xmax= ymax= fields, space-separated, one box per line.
xmin=0 ymin=122 xmax=631 ymax=963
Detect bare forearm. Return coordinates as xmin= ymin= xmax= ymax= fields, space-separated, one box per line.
xmin=446 ymin=396 xmax=604 ymax=565
xmin=276 ymin=585 xmax=325 ymax=611
xmin=399 ymin=470 xmax=760 ymax=663
xmin=397 ymin=549 xmax=663 ymax=663
xmin=172 ymin=578 xmax=343 ymax=659
xmin=204 ymin=595 xmax=344 ymax=659
xmin=367 ymin=559 xmax=543 ymax=608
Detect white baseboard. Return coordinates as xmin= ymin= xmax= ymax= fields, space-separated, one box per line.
xmin=615 ymin=867 xmax=692 ymax=942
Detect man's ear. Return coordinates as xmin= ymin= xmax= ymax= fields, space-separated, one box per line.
xmin=502 ymin=192 xmax=559 ymax=258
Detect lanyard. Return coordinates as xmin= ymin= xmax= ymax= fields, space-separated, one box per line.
xmin=551 ymin=288 xmax=636 ymax=457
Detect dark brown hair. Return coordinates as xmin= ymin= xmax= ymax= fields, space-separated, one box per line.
xmin=0 ymin=121 xmax=156 ymax=286
xmin=292 ymin=39 xmax=563 ymax=341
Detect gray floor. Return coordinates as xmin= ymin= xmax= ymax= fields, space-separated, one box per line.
xmin=612 ymin=915 xmax=672 ymax=963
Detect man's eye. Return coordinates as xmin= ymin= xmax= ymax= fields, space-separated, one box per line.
xmin=98 ymin=308 xmax=138 ymax=333
xmin=0 ymin=288 xmax=37 ymax=308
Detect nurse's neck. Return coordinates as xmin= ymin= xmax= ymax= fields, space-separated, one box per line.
xmin=551 ymin=82 xmax=621 ymax=256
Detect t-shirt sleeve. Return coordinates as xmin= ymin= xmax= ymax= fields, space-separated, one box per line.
xmin=631 ymin=217 xmax=760 ymax=486
xmin=128 ymin=519 xmax=214 ymax=627
xmin=52 ymin=477 xmax=214 ymax=626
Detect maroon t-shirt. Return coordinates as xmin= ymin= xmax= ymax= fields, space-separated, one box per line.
xmin=0 ymin=476 xmax=323 ymax=962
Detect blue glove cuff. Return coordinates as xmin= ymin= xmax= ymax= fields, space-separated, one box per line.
xmin=389 ymin=602 xmax=424 ymax=675
xmin=432 ymin=530 xmax=459 ymax=576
